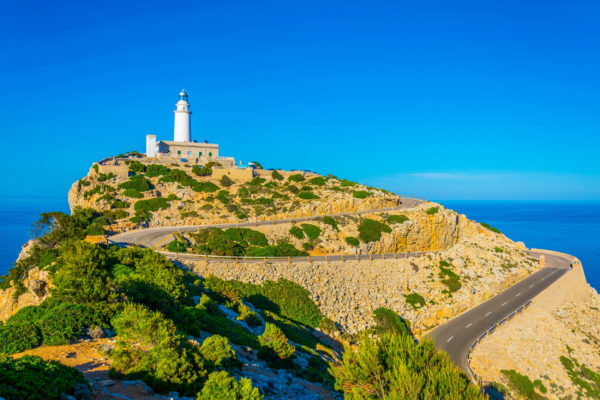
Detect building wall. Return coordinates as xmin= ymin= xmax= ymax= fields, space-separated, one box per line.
xmin=157 ymin=142 xmax=219 ymax=159
xmin=212 ymin=167 xmax=254 ymax=181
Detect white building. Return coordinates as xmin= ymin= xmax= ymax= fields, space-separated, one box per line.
xmin=144 ymin=90 xmax=235 ymax=166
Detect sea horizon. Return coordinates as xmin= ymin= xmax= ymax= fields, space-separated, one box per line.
xmin=1 ymin=197 xmax=598 ymax=292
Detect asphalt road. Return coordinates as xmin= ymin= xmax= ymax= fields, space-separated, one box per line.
xmin=110 ymin=198 xmax=422 ymax=248
xmin=428 ymin=251 xmax=573 ymax=374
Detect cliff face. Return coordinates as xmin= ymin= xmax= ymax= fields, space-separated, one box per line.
xmin=0 ymin=240 xmax=51 ymax=321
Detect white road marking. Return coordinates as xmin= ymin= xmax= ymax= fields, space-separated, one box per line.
xmin=484 ymin=312 xmax=492 ymax=317
xmin=516 ymin=293 xmax=521 ymax=297
xmin=529 ymin=284 xmax=534 ymax=288
xmin=465 ymin=323 xmax=472 ymax=328
xmin=541 ymin=278 xmax=546 ymax=281
xmin=447 ymin=336 xmax=454 ymax=343
xmin=502 ymin=301 xmax=508 ymax=306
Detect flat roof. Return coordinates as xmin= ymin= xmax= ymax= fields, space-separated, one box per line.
xmin=158 ymin=140 xmax=219 ymax=148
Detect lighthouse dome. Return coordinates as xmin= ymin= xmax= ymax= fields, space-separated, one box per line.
xmin=178 ymin=89 xmax=189 ymax=102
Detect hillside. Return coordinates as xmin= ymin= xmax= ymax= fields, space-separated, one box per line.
xmin=0 ymin=155 xmax=563 ymax=400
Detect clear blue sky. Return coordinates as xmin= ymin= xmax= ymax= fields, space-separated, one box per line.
xmin=1 ymin=1 xmax=598 ymax=200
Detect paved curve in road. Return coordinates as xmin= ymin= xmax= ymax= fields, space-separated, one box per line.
xmin=110 ymin=197 xmax=422 ymax=248
xmin=428 ymin=251 xmax=573 ymax=374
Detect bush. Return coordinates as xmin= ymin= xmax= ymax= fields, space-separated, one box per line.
xmin=128 ymin=161 xmax=145 ymax=174
xmin=318 ymin=317 xmax=337 ymax=333
xmin=110 ymin=303 xmax=207 ymax=395
xmin=353 ymin=190 xmax=372 ymax=199
xmin=289 ymin=226 xmax=304 ymax=239
xmin=309 ymin=176 xmax=327 ymax=186
xmin=387 ymin=214 xmax=409 ymax=224
xmin=35 ymin=302 xmax=104 ymax=346
xmin=323 ymin=216 xmax=338 ymax=231
xmin=372 ymin=307 xmax=411 ymax=336
xmin=258 ymin=323 xmax=295 ymax=368
xmin=245 ymin=243 xmax=308 ymax=257
xmin=204 ymin=277 xmax=322 ymax=328
xmin=220 ymin=174 xmax=234 ymax=187
xmin=501 ymin=369 xmax=545 ymax=400
xmin=85 ymin=223 xmax=105 ymax=236
xmin=330 ymin=333 xmax=483 ymax=400
xmin=404 ymin=293 xmax=426 ymax=309
xmin=199 ymin=335 xmax=238 ymax=369
xmin=197 ymin=370 xmax=263 ymax=400
xmin=111 ymin=200 xmax=130 ymax=209
xmin=146 ymin=164 xmax=169 ymax=177
xmin=340 ymin=179 xmax=356 ymax=187
xmin=192 ymin=165 xmax=212 ymax=176
xmin=345 ymin=236 xmax=359 ymax=246
xmin=301 ymin=224 xmax=321 ymax=239
xmin=426 ymin=207 xmax=439 ymax=215
xmin=439 ymin=261 xmax=461 ymax=293
xmin=298 ymin=191 xmax=319 ymax=200
xmin=134 ymin=198 xmax=172 ymax=212
xmin=118 ymin=175 xmax=152 ymax=192
xmin=481 ymin=222 xmax=502 ymax=234
xmin=302 ymin=242 xmax=314 ymax=251
xmin=92 ymin=163 xmax=99 ymax=173
xmin=122 ymin=188 xmax=143 ymax=198
xmin=0 ymin=323 xmax=41 ymax=354
xmin=287 ymin=174 xmax=305 ymax=182
xmin=0 ymin=355 xmax=86 ymax=400
xmin=358 ymin=218 xmax=391 ymax=242
xmin=271 ymin=170 xmax=284 ymax=181
xmin=166 ymin=240 xmax=188 ymax=253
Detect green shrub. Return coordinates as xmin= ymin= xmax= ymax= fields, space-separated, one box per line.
xmin=426 ymin=207 xmax=439 ymax=215
xmin=192 ymin=165 xmax=212 ymax=176
xmin=302 ymin=242 xmax=314 ymax=251
xmin=340 ymin=179 xmax=356 ymax=187
xmin=289 ymin=226 xmax=304 ymax=239
xmin=387 ymin=214 xmax=409 ymax=224
xmin=166 ymin=240 xmax=188 ymax=253
xmin=301 ymin=224 xmax=321 ymax=239
xmin=97 ymin=172 xmax=115 ymax=182
xmin=246 ymin=243 xmax=308 ymax=257
xmin=237 ymin=187 xmax=250 ymax=197
xmin=128 ymin=161 xmax=145 ymax=174
xmin=35 ymin=302 xmax=104 ymax=346
xmin=112 ymin=200 xmax=130 ymax=209
xmin=134 ymin=197 xmax=171 ymax=212
xmin=85 ymin=223 xmax=105 ymax=236
xmin=372 ymin=307 xmax=411 ymax=336
xmin=501 ymin=369 xmax=546 ymax=400
xmin=0 ymin=355 xmax=86 ymax=400
xmin=358 ymin=218 xmax=391 ymax=242
xmin=197 ymin=370 xmax=263 ymax=400
xmin=288 ymin=174 xmax=305 ymax=182
xmin=216 ymin=190 xmax=230 ymax=204
xmin=309 ymin=176 xmax=327 ymax=186
xmin=258 ymin=323 xmax=295 ymax=368
xmin=146 ymin=164 xmax=169 ymax=177
xmin=220 ymin=174 xmax=234 ymax=187
xmin=439 ymin=261 xmax=461 ymax=293
xmin=119 ymin=175 xmax=152 ymax=192
xmin=353 ymin=190 xmax=372 ymax=199
xmin=92 ymin=163 xmax=99 ymax=173
xmin=199 ymin=335 xmax=238 ymax=369
xmin=481 ymin=222 xmax=502 ymax=234
xmin=222 ymin=228 xmax=268 ymax=247
xmin=318 ymin=318 xmax=337 ymax=333
xmin=204 ymin=277 xmax=322 ymax=328
xmin=323 ymin=216 xmax=339 ymax=231
xmin=123 ymin=188 xmax=143 ymax=198
xmin=345 ymin=236 xmax=359 ymax=246
xmin=404 ymin=293 xmax=426 ymax=309
xmin=298 ymin=191 xmax=319 ymax=200
xmin=330 ymin=333 xmax=483 ymax=400
xmin=110 ymin=303 xmax=207 ymax=395
xmin=271 ymin=170 xmax=284 ymax=181
xmin=287 ymin=185 xmax=299 ymax=194
xmin=495 ymin=246 xmax=504 ymax=253
xmin=0 ymin=323 xmax=41 ymax=354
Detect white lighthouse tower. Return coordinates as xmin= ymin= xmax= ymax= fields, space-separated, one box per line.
xmin=173 ymin=89 xmax=192 ymax=142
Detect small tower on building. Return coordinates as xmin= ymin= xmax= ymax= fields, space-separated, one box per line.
xmin=146 ymin=134 xmax=157 ymax=157
xmin=173 ymin=89 xmax=192 ymax=142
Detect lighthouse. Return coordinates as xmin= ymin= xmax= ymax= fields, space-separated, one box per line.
xmin=173 ymin=89 xmax=192 ymax=142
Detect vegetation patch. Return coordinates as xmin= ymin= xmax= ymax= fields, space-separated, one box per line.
xmin=134 ymin=197 xmax=172 ymax=212
xmin=352 ymin=190 xmax=372 ymax=199
xmin=387 ymin=214 xmax=409 ymax=224
xmin=287 ymin=174 xmax=305 ymax=182
xmin=301 ymin=223 xmax=321 ymax=239
xmin=298 ymin=191 xmax=319 ymax=200
xmin=122 ymin=188 xmax=143 ymax=198
xmin=439 ymin=260 xmax=461 ymax=293
xmin=309 ymin=176 xmax=327 ymax=186
xmin=220 ymin=174 xmax=234 ymax=187
xmin=500 ymin=369 xmax=548 ymax=400
xmin=559 ymin=352 xmax=600 ymax=399
xmin=289 ymin=226 xmax=304 ymax=239
xmin=481 ymin=222 xmax=502 ymax=234
xmin=404 ymin=292 xmax=426 ymax=309
xmin=118 ymin=175 xmax=152 ymax=192
xmin=426 ymin=206 xmax=439 ymax=215
xmin=145 ymin=164 xmax=169 ymax=177
xmin=358 ymin=218 xmax=391 ymax=242
xmin=345 ymin=236 xmax=359 ymax=246
xmin=323 ymin=216 xmax=339 ymax=231
xmin=271 ymin=170 xmax=284 ymax=181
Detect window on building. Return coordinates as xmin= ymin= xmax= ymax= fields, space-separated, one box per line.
xmin=199 ymin=152 xmax=202 ymax=157
xmin=209 ymin=152 xmax=212 ymax=157
xmin=187 ymin=151 xmax=192 ymax=156
xmin=177 ymin=150 xmax=181 ymax=155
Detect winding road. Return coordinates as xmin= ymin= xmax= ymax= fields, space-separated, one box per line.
xmin=428 ymin=251 xmax=573 ymax=375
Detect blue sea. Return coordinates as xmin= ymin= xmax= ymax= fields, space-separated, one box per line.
xmin=0 ymin=198 xmax=598 ymax=291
